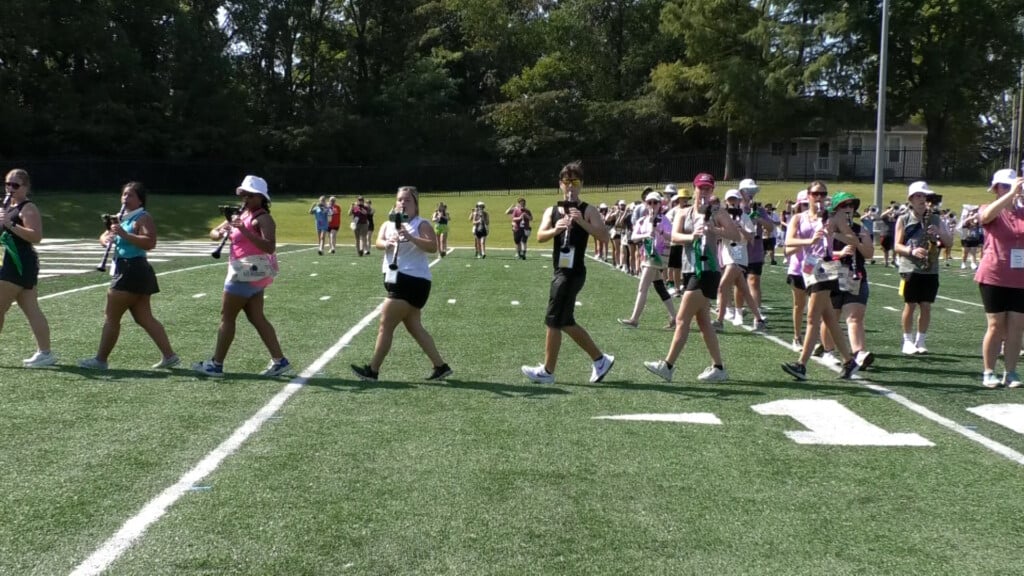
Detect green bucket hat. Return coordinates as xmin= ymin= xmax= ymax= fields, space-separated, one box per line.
xmin=830 ymin=191 xmax=860 ymax=211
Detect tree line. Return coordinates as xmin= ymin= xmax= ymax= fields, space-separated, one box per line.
xmin=1 ymin=0 xmax=1021 ymax=181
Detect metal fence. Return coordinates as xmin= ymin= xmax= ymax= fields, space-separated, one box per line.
xmin=0 ymin=149 xmax=1007 ymax=197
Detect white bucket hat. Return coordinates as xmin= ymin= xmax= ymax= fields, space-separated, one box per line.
xmin=991 ymin=169 xmax=1017 ymax=188
xmin=236 ymin=175 xmax=270 ymax=200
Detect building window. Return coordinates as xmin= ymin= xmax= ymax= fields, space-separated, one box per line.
xmin=850 ymin=136 xmax=863 ymax=156
xmin=770 ymin=142 xmax=783 ymax=157
xmin=887 ymin=136 xmax=902 ymax=163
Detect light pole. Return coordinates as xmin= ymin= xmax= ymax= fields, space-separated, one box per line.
xmin=873 ymin=0 xmax=890 ymax=210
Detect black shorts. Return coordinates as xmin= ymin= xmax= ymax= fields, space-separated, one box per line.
xmin=681 ymin=271 xmax=721 ymax=300
xmin=384 ymin=272 xmax=432 ymax=309
xmin=111 ymin=257 xmax=160 ymax=295
xmin=961 ymin=238 xmax=981 ymax=248
xmin=879 ymin=235 xmax=894 ymax=251
xmin=901 ymin=272 xmax=939 ymax=303
xmin=513 ymin=228 xmax=528 ymax=245
xmin=808 ymin=279 xmax=839 ymax=294
xmin=762 ymin=238 xmax=776 ymax=251
xmin=546 ymin=269 xmax=587 ymax=328
xmin=786 ymin=273 xmax=806 ymax=291
xmin=979 ymin=283 xmax=1024 ymax=314
xmin=831 ymin=280 xmax=870 ymax=309
xmin=668 ymin=245 xmax=683 ymax=269
xmin=746 ymin=262 xmax=764 ymax=276
xmin=475 ymin=229 xmax=488 ymax=239
xmin=0 ymin=250 xmax=39 ymax=290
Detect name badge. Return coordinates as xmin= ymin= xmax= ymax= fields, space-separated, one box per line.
xmin=1012 ymin=249 xmax=1024 ymax=269
xmin=385 ymin=268 xmax=398 ymax=284
xmin=557 ymin=247 xmax=576 ymax=269
xmin=728 ymin=243 xmax=744 ymax=261
xmin=802 ymin=253 xmax=820 ymax=275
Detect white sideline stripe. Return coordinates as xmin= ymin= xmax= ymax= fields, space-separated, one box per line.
xmin=68 ymin=253 xmax=445 ymax=576
xmin=589 ymin=253 xmax=1024 ymax=467
xmin=40 ymin=246 xmax=313 ymax=301
xmin=946 ymin=308 xmax=964 ymax=315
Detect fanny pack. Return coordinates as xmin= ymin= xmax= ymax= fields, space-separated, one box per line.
xmin=228 ymin=254 xmax=278 ymax=282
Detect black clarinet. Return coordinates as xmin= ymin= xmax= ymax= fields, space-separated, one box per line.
xmin=96 ymin=204 xmax=126 ymax=272
xmin=388 ymin=211 xmax=408 ymax=270
xmin=211 ymin=204 xmax=242 ymax=259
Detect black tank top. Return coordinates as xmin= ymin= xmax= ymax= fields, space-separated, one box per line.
xmin=549 ymin=201 xmax=590 ymax=272
xmin=5 ymin=200 xmax=34 ymax=252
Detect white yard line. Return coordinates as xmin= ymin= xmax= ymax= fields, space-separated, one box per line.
xmin=68 ymin=253 xmax=445 ymax=576
xmin=868 ymin=281 xmax=983 ymax=308
xmin=588 ymin=254 xmax=1024 ymax=467
xmin=40 ymin=246 xmax=314 ymax=301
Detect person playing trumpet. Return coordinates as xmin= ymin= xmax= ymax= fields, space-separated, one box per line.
xmin=78 ymin=182 xmax=179 ymax=370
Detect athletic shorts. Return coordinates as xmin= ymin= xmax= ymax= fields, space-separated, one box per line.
xmin=961 ymin=238 xmax=981 ymax=248
xmin=111 ymin=257 xmax=159 ymax=295
xmin=746 ymin=262 xmax=764 ymax=276
xmin=224 ymin=280 xmax=266 ymax=298
xmin=901 ymin=272 xmax=939 ymax=303
xmin=762 ymin=238 xmax=776 ymax=251
xmin=0 ymin=250 xmax=39 ymax=290
xmin=513 ymin=228 xmax=528 ymax=245
xmin=979 ymin=283 xmax=1024 ymax=314
xmin=831 ymin=280 xmax=870 ymax=309
xmin=668 ymin=245 xmax=683 ymax=269
xmin=435 ymin=224 xmax=448 ymax=235
xmin=879 ymin=235 xmax=894 ymax=251
xmin=786 ymin=273 xmax=806 ymax=291
xmin=681 ymin=271 xmax=721 ymax=300
xmin=474 ymin=229 xmax=488 ymax=239
xmin=328 ymin=225 xmax=340 ymax=232
xmin=316 ymin=225 xmax=328 ymax=233
xmin=545 ymin=269 xmax=586 ymax=328
xmin=385 ymin=272 xmax=432 ymax=309
xmin=808 ymin=279 xmax=839 ymax=294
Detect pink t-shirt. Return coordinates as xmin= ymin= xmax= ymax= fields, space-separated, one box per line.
xmin=229 ymin=209 xmax=278 ymax=289
xmin=975 ymin=204 xmax=1024 ymax=288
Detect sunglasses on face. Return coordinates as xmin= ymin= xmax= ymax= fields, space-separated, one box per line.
xmin=646 ymin=200 xmax=661 ymax=206
xmin=4 ymin=182 xmax=22 ymax=190
xmin=560 ymin=178 xmax=582 ymax=186
xmin=809 ymin=191 xmax=827 ymax=198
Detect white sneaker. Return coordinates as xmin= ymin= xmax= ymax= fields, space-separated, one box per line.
xmin=643 ymin=360 xmax=674 ymax=382
xmin=960 ymin=263 xmax=966 ymax=270
xmin=821 ymin=351 xmax=840 ymax=365
xmin=590 ymin=354 xmax=615 ymax=383
xmin=77 ymin=357 xmax=109 ymax=370
xmin=971 ymin=263 xmax=978 ymax=270
xmin=914 ymin=345 xmax=928 ymax=355
xmin=901 ymin=340 xmax=920 ymax=355
xmin=791 ymin=338 xmax=802 ymax=350
xmin=521 ymin=363 xmax=554 ymax=384
xmin=730 ymin=310 xmax=744 ymax=326
xmin=697 ymin=365 xmax=728 ymax=382
xmin=724 ymin=308 xmax=735 ymax=322
xmin=191 ymin=359 xmax=224 ymax=377
xmin=855 ymin=350 xmax=875 ymax=370
xmin=23 ymin=351 xmax=57 ymax=368
xmin=152 ymin=354 xmax=181 ymax=369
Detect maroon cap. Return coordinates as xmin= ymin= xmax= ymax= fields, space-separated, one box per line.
xmin=693 ymin=173 xmax=715 ymax=188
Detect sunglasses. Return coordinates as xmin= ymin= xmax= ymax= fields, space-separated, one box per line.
xmin=809 ymin=191 xmax=828 ymax=198
xmin=560 ymin=178 xmax=582 ymax=186
xmin=646 ymin=200 xmax=661 ymax=205
xmin=4 ymin=182 xmax=22 ymax=190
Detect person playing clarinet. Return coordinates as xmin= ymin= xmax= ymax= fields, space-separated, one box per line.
xmin=351 ymin=186 xmax=452 ymax=382
xmin=0 ymin=169 xmax=56 ymax=368
xmin=78 ymin=182 xmax=179 ymax=370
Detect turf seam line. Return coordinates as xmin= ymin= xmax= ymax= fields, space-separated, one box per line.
xmin=588 ymin=254 xmax=1024 ymax=466
xmin=69 ymin=252 xmax=447 ymax=576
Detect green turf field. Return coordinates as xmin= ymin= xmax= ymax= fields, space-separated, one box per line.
xmin=1 ymin=236 xmax=1022 ymax=575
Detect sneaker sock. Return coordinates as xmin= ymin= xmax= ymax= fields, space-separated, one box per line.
xmin=714 ymin=364 xmax=724 ymax=371
xmin=665 ymin=361 xmax=674 ymax=370
xmin=902 ymin=333 xmax=913 ymax=343
xmin=915 ymin=333 xmax=926 ymax=348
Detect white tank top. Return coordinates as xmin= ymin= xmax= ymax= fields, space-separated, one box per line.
xmin=381 ymin=215 xmax=431 ymax=280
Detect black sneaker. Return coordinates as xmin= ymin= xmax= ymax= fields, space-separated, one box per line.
xmin=781 ymin=362 xmax=807 ymax=381
xmin=427 ymin=363 xmax=453 ymax=381
xmin=351 ymin=364 xmax=379 ymax=381
xmin=839 ymin=359 xmax=859 ymax=380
